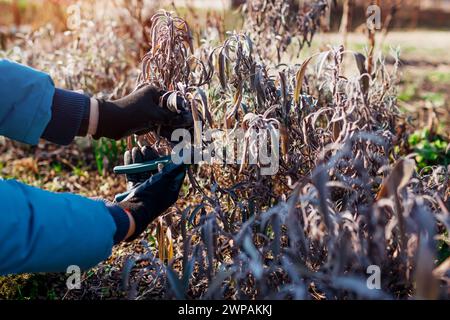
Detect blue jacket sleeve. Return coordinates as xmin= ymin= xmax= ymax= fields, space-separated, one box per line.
xmin=0 ymin=59 xmax=90 ymax=145
xmin=0 ymin=180 xmax=116 ymax=274
xmin=0 ymin=59 xmax=54 ymax=145
xmin=0 ymin=59 xmax=128 ymax=275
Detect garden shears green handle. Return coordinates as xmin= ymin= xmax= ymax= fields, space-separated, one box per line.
xmin=113 ymin=155 xmax=172 ymax=175
xmin=113 ymin=155 xmax=173 ymax=202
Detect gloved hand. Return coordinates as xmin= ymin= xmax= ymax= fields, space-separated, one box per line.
xmin=123 ymin=146 xmax=160 ymax=189
xmin=93 ymin=86 xmax=193 ymax=140
xmin=114 ymin=146 xmax=186 ymax=241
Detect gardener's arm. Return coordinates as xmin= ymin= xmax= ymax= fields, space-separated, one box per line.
xmin=0 ymin=166 xmax=183 ymax=275
xmin=0 ymin=59 xmax=131 ymax=274
xmin=0 ymin=60 xmax=189 ymax=145
xmin=0 ymin=180 xmax=120 ymax=274
xmin=0 ymin=60 xmax=186 ymax=275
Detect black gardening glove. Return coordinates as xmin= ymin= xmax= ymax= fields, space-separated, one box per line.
xmin=116 ymin=146 xmax=186 ymax=241
xmin=94 ymin=86 xmax=193 ymax=140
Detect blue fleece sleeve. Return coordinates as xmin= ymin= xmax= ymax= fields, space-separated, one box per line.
xmin=0 ymin=179 xmax=117 ymax=275
xmin=0 ymin=59 xmax=130 ymax=274
xmin=0 ymin=59 xmax=54 ymax=145
xmin=0 ymin=59 xmax=91 ymax=145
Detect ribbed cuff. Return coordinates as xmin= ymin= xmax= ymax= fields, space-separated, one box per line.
xmin=105 ymin=203 xmax=130 ymax=244
xmin=41 ymin=88 xmax=89 ymax=145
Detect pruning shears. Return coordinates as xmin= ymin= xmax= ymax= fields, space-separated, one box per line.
xmin=113 ymin=155 xmax=172 ymax=175
xmin=113 ymin=155 xmax=173 ymax=202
